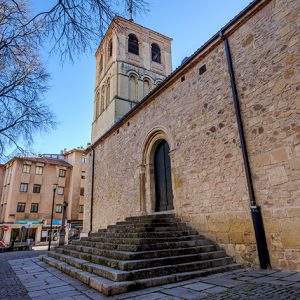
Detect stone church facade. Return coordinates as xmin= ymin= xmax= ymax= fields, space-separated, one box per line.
xmin=84 ymin=0 xmax=299 ymax=271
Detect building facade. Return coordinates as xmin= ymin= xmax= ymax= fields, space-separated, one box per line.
xmin=0 ymin=149 xmax=87 ymax=245
xmin=92 ymin=17 xmax=172 ymax=141
xmin=84 ymin=0 xmax=299 ymax=271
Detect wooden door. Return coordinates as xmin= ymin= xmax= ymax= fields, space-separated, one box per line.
xmin=154 ymin=140 xmax=174 ymax=212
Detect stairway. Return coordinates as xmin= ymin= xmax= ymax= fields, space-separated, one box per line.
xmin=40 ymin=214 xmax=241 ymax=296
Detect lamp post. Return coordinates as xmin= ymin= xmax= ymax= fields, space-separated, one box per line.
xmin=48 ymin=185 xmax=57 ymax=251
xmin=59 ymin=201 xmax=68 ymax=246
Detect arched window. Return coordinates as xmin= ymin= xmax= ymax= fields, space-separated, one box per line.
xmin=99 ymin=55 xmax=103 ymax=74
xmin=106 ymin=78 xmax=110 ymax=106
xmin=108 ymin=39 xmax=113 ymax=57
xmin=95 ymin=91 xmax=100 ymax=119
xmin=129 ymin=75 xmax=138 ymax=101
xmin=151 ymin=43 xmax=161 ymax=64
xmin=128 ymin=34 xmax=139 ymax=55
xmin=101 ymin=86 xmax=105 ymax=111
xmin=143 ymin=78 xmax=151 ymax=96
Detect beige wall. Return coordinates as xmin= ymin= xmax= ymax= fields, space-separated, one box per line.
xmin=65 ymin=150 xmax=87 ymax=221
xmin=84 ymin=0 xmax=299 ymax=270
xmin=0 ymin=159 xmax=70 ymax=225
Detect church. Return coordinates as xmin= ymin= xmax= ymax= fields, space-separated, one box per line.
xmin=41 ymin=0 xmax=299 ymax=295
xmin=83 ymin=0 xmax=298 ymax=270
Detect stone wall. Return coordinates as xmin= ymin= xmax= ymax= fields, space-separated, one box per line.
xmin=84 ymin=0 xmax=299 ymax=270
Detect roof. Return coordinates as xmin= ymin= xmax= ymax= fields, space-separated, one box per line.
xmin=63 ymin=148 xmax=85 ymax=156
xmin=88 ymin=0 xmax=267 ymax=152
xmin=7 ymin=156 xmax=72 ymax=168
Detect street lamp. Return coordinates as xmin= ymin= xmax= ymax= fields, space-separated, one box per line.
xmin=59 ymin=201 xmax=68 ymax=246
xmin=48 ymin=184 xmax=57 ymax=251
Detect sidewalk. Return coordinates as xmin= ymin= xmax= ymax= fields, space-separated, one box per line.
xmin=7 ymin=255 xmax=300 ymax=300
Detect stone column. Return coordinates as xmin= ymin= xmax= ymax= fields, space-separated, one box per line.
xmin=35 ymin=226 xmax=42 ymax=244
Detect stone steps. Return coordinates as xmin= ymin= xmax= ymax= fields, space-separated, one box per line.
xmin=90 ymin=230 xmax=199 ymax=239
xmin=41 ymin=213 xmax=241 ymax=295
xmin=47 ymin=250 xmax=234 ymax=281
xmin=72 ymin=238 xmax=213 ymax=252
xmin=82 ymin=234 xmax=203 ymax=245
xmin=56 ymin=246 xmax=227 ymax=271
xmin=99 ymin=223 xmax=194 ymax=232
xmin=41 ymin=255 xmax=241 ymax=296
xmin=65 ymin=243 xmax=219 ymax=260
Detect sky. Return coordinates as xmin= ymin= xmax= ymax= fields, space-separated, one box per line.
xmin=31 ymin=0 xmax=251 ymax=155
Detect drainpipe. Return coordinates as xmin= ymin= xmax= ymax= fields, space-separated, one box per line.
xmin=89 ymin=149 xmax=95 ymax=234
xmin=220 ymin=30 xmax=271 ymax=269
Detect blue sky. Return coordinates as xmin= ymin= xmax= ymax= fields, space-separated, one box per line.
xmin=32 ymin=0 xmax=251 ymax=154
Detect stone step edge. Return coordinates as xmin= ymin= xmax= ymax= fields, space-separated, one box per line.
xmin=40 ymin=255 xmax=241 ymax=296
xmin=91 ymin=230 xmax=198 ymax=238
xmin=65 ymin=243 xmax=219 ymax=260
xmin=83 ymin=234 xmax=203 ymax=244
xmin=71 ymin=239 xmax=212 ymax=251
xmin=48 ymin=251 xmax=233 ymax=282
xmin=57 ymin=247 xmax=227 ymax=270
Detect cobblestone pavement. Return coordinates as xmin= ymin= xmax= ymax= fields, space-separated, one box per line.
xmin=0 ymin=250 xmax=45 ymax=300
xmin=4 ymin=256 xmax=300 ymax=300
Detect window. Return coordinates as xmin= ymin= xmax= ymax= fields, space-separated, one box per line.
xmin=128 ymin=34 xmax=139 ymax=55
xmin=101 ymin=85 xmax=106 ymax=110
xmin=129 ymin=74 xmax=138 ymax=101
xmin=55 ymin=204 xmax=63 ymax=213
xmin=35 ymin=166 xmax=43 ymax=175
xmin=151 ymin=43 xmax=161 ymax=63
xmin=30 ymin=203 xmax=39 ymax=213
xmin=79 ymin=205 xmax=84 ymax=213
xmin=57 ymin=187 xmax=64 ymax=195
xmin=81 ymin=171 xmax=86 ymax=179
xmin=16 ymin=202 xmax=26 ymax=212
xmin=95 ymin=91 xmax=100 ymax=118
xmin=106 ymin=78 xmax=110 ymax=106
xmin=143 ymin=78 xmax=151 ymax=96
xmin=99 ymin=55 xmax=103 ymax=73
xmin=108 ymin=39 xmax=113 ymax=57
xmin=59 ymin=169 xmax=66 ymax=177
xmin=80 ymin=188 xmax=84 ymax=196
xmin=22 ymin=164 xmax=31 ymax=173
xmin=81 ymin=156 xmax=87 ymax=163
xmin=19 ymin=183 xmax=28 ymax=192
xmin=33 ymin=184 xmax=41 ymax=193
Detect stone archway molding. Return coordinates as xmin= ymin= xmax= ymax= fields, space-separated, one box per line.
xmin=139 ymin=127 xmax=175 ymax=214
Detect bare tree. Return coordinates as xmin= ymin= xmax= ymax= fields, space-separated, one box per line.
xmin=26 ymin=0 xmax=149 ymax=61
xmin=0 ymin=0 xmax=147 ymax=160
xmin=0 ymin=1 xmax=54 ymax=161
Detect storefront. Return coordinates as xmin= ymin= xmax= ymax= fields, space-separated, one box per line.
xmin=40 ymin=219 xmax=62 ymax=244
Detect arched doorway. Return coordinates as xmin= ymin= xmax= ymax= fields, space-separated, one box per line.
xmin=154 ymin=140 xmax=174 ymax=212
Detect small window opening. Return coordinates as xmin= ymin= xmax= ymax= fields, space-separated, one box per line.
xmin=199 ymin=64 xmax=207 ymax=75
xmin=128 ymin=34 xmax=139 ymax=55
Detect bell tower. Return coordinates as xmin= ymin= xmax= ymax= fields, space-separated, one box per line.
xmin=91 ymin=17 xmax=172 ymax=142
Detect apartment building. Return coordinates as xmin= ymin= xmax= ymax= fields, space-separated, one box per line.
xmin=0 ymin=148 xmax=87 ymax=245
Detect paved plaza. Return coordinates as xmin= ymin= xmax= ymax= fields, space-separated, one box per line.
xmin=0 ymin=251 xmax=299 ymax=300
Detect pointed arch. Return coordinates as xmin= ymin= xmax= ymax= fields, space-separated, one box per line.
xmin=95 ymin=91 xmax=100 ymax=119
xmin=106 ymin=78 xmax=111 ymax=106
xmin=108 ymin=39 xmax=113 ymax=57
xmin=101 ymin=85 xmax=105 ymax=111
